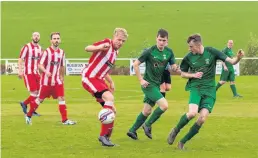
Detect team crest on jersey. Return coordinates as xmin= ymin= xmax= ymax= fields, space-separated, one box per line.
xmin=205 ymin=59 xmax=210 ymax=64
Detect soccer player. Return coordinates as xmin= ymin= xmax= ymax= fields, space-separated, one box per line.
xmin=25 ymin=32 xmax=76 ymax=125
xmin=127 ymin=29 xmax=179 ymax=140
xmin=216 ymin=40 xmax=242 ymax=97
xmin=167 ymin=34 xmax=244 ymax=150
xmin=18 ymin=32 xmax=42 ymax=116
xmin=82 ymin=28 xmax=128 ymax=147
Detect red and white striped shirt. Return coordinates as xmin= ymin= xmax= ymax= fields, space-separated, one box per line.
xmin=82 ymin=38 xmax=118 ymax=80
xmin=19 ymin=42 xmax=43 ymax=75
xmin=39 ymin=47 xmax=65 ymax=86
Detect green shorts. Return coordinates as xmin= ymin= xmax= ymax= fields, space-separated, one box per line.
xmin=220 ymin=70 xmax=235 ymax=82
xmin=141 ymin=85 xmax=164 ymax=107
xmin=188 ymin=88 xmax=216 ymax=113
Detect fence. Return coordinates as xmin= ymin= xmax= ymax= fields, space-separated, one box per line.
xmin=1 ymin=58 xmax=257 ymax=76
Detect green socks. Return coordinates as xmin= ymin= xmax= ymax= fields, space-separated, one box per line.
xmin=180 ymin=123 xmax=202 ymax=144
xmin=230 ymin=84 xmax=238 ymax=96
xmin=216 ymin=82 xmax=222 ymax=91
xmin=145 ymin=107 xmax=165 ymax=127
xmin=129 ymin=112 xmax=148 ymax=132
xmin=176 ymin=113 xmax=190 ymax=130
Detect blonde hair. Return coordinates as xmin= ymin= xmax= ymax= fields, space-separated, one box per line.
xmin=113 ymin=28 xmax=128 ymax=38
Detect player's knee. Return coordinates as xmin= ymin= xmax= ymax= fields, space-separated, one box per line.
xmin=197 ymin=115 xmax=207 ymax=125
xmin=219 ymin=81 xmax=226 ymax=85
xmin=230 ymin=81 xmax=235 ymax=85
xmin=187 ymin=111 xmax=198 ymax=119
xmin=30 ymin=91 xmax=38 ymax=97
xmin=160 ymin=103 xmax=168 ymax=111
xmin=102 ymin=91 xmax=114 ymax=102
xmin=142 ymin=107 xmax=152 ymax=116
xmin=58 ymin=96 xmax=65 ymax=101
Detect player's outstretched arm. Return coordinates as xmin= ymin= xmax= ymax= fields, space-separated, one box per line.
xmin=168 ymin=64 xmax=181 ymax=74
xmin=225 ymin=49 xmax=244 ymax=65
xmin=85 ymin=43 xmax=110 ymax=52
xmin=181 ymin=71 xmax=203 ymax=79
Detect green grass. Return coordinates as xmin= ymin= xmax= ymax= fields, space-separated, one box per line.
xmin=2 ymin=1 xmax=258 ymax=59
xmin=1 ymin=75 xmax=258 ymax=158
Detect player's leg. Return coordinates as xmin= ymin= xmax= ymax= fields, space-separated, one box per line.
xmin=216 ymin=71 xmax=228 ymax=91
xmin=178 ymin=96 xmax=214 ymax=149
xmin=20 ymin=74 xmax=40 ymax=116
xmin=127 ymin=102 xmax=153 ymax=140
xmin=25 ymin=85 xmax=47 ymax=125
xmin=167 ymin=89 xmax=200 ymax=145
xmin=98 ymin=90 xmax=117 ymax=146
xmin=143 ymin=89 xmax=168 ymax=139
xmin=53 ymin=84 xmax=76 ymax=125
xmin=160 ymin=83 xmax=166 ymax=97
xmin=229 ymin=72 xmax=242 ymax=97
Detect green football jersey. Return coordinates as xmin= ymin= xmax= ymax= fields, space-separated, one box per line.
xmin=222 ymin=47 xmax=234 ymax=71
xmin=138 ymin=45 xmax=176 ymax=87
xmin=180 ymin=47 xmax=227 ymax=90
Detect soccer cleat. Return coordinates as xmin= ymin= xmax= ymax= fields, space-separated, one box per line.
xmin=25 ymin=116 xmax=32 ymax=125
xmin=62 ymin=119 xmax=76 ymax=125
xmin=20 ymin=102 xmax=27 ymax=114
xmin=127 ymin=131 xmax=138 ymax=140
xmin=233 ymin=94 xmax=243 ymax=98
xmin=98 ymin=136 xmax=115 ymax=147
xmin=32 ymin=111 xmax=41 ymax=117
xmin=142 ymin=123 xmax=152 ymax=139
xmin=177 ymin=142 xmax=185 ymax=150
xmin=167 ymin=127 xmax=180 ymax=145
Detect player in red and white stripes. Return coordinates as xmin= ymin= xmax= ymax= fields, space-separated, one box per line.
xmin=18 ymin=32 xmax=43 ymax=116
xmin=82 ymin=28 xmax=128 ymax=147
xmin=26 ymin=32 xmax=76 ymax=125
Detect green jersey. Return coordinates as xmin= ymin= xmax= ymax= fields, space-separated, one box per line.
xmin=222 ymin=47 xmax=234 ymax=71
xmin=180 ymin=47 xmax=227 ymax=90
xmin=138 ymin=45 xmax=176 ymax=87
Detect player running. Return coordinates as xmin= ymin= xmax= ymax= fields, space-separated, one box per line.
xmin=167 ymin=34 xmax=244 ymax=150
xmin=127 ymin=29 xmax=179 ymax=140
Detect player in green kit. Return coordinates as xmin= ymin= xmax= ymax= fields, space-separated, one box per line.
xmin=167 ymin=34 xmax=244 ymax=150
xmin=127 ymin=29 xmax=179 ymax=140
xmin=216 ymin=40 xmax=242 ymax=97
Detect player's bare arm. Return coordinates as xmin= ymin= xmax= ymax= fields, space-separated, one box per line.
xmin=226 ymin=49 xmax=244 ymax=65
xmin=18 ymin=58 xmax=24 ymax=79
xmin=168 ymin=64 xmax=181 ymax=74
xmin=85 ymin=43 xmax=110 ymax=52
xmin=59 ymin=66 xmax=65 ymax=81
xmin=181 ymin=71 xmax=203 ymax=79
xmin=105 ymin=74 xmax=115 ymax=92
xmin=222 ymin=62 xmax=228 ymax=71
xmin=38 ymin=64 xmax=51 ymax=77
xmin=133 ymin=59 xmax=149 ymax=88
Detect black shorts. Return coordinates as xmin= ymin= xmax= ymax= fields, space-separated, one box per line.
xmin=161 ymin=70 xmax=171 ymax=84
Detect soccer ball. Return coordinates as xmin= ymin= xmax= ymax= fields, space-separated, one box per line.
xmin=98 ymin=108 xmax=115 ymax=124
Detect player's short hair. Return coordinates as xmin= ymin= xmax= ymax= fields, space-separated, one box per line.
xmin=187 ymin=34 xmax=202 ymax=44
xmin=157 ymin=29 xmax=168 ymax=38
xmin=50 ymin=32 xmax=60 ymax=39
xmin=113 ymin=28 xmax=128 ymax=38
